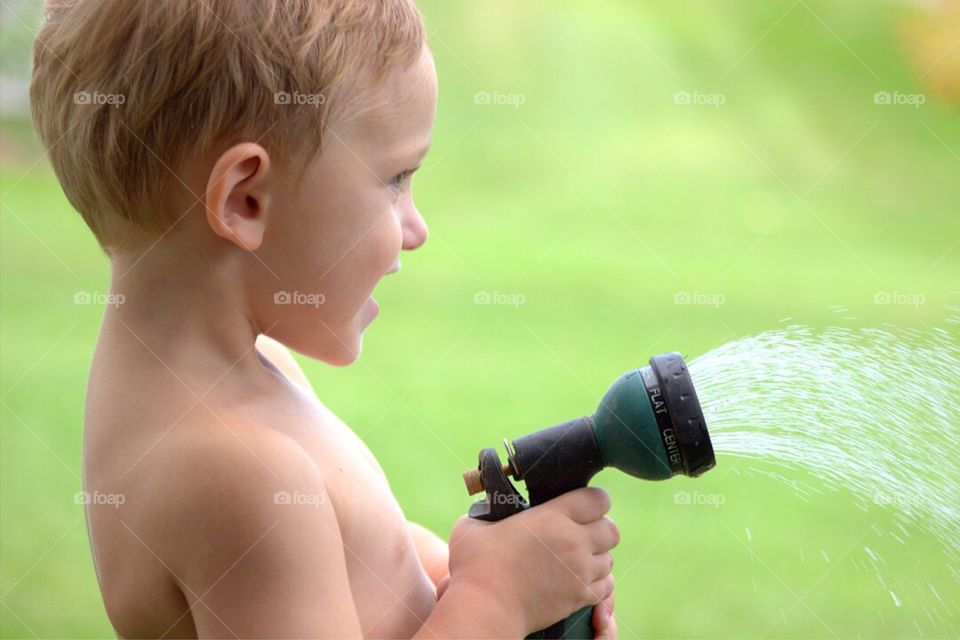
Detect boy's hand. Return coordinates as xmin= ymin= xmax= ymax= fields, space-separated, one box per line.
xmin=435 ymin=573 xmax=618 ymax=637
xmin=436 ymin=550 xmax=616 ymax=638
xmin=446 ymin=486 xmax=619 ymax=635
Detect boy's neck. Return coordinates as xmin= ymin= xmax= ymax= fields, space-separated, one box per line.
xmin=104 ymin=245 xmax=270 ymax=388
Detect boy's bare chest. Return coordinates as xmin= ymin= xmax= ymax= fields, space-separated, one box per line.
xmin=282 ymin=404 xmax=439 ymax=637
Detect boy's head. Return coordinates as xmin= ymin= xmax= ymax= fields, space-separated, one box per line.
xmin=30 ymin=0 xmax=437 ymax=365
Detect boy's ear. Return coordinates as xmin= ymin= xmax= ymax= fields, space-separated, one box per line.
xmin=204 ymin=143 xmax=272 ymax=251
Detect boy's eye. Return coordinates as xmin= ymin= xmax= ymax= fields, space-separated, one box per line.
xmin=389 ymin=169 xmax=416 ymax=190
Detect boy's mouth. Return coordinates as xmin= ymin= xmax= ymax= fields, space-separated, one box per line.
xmin=362 ymin=259 xmax=400 ymax=323
xmin=363 ymin=261 xmax=399 ymax=326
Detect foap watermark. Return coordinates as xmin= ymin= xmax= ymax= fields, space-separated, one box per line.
xmin=74 ymin=490 xmax=126 ymax=508
xmin=274 ymin=291 xmax=326 ymax=308
xmin=474 ymin=290 xmax=526 ymax=308
xmin=673 ymin=291 xmax=725 ymax=308
xmin=74 ymin=291 xmax=125 ymax=308
xmin=674 ymin=90 xmax=725 ymax=108
xmin=73 ymin=90 xmax=126 ymax=108
xmin=274 ymin=90 xmax=326 ymax=108
xmin=273 ymin=490 xmax=326 ymax=507
xmin=673 ymin=490 xmax=725 ymax=508
xmin=873 ymin=91 xmax=925 ymax=109
xmin=473 ymin=90 xmax=526 ymax=109
xmin=478 ymin=491 xmax=527 ymax=508
xmin=873 ymin=291 xmax=925 ymax=308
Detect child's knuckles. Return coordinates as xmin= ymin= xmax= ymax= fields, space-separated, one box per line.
xmin=605 ymin=518 xmax=621 ymax=548
xmin=594 ymin=575 xmax=615 ymax=604
xmin=585 ymin=575 xmax=612 ymax=605
xmin=587 ymin=487 xmax=612 ymax=515
xmin=604 ymin=573 xmax=616 ymax=599
xmin=588 ymin=518 xmax=619 ymax=553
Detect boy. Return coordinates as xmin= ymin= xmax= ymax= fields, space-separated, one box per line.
xmin=30 ymin=1 xmax=619 ymax=637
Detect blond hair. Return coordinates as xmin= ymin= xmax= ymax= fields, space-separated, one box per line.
xmin=30 ymin=0 xmax=425 ymax=251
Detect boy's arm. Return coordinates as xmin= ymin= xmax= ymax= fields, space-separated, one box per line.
xmin=408 ymin=520 xmax=450 ymax=589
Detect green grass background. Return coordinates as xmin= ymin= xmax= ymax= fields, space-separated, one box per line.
xmin=2 ymin=1 xmax=958 ymax=637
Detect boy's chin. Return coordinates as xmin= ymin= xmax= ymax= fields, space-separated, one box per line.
xmin=279 ymin=304 xmax=375 ymax=366
xmin=276 ymin=324 xmax=361 ymax=366
xmin=323 ymin=346 xmax=361 ymax=367
xmin=310 ymin=331 xmax=362 ymax=367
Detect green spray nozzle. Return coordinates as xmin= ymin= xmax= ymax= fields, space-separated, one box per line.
xmin=462 ymin=352 xmax=715 ymax=639
xmin=591 ymin=352 xmax=716 ymax=480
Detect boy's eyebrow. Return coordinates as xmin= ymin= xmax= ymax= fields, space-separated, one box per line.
xmin=391 ymin=140 xmax=431 ymax=167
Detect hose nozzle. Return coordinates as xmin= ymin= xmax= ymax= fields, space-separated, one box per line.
xmin=463 ymin=352 xmax=715 ymax=502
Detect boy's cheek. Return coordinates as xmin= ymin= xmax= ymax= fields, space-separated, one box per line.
xmin=358 ymin=211 xmax=405 ymax=282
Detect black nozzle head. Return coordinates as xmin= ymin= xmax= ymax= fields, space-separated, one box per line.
xmin=649 ymin=352 xmax=715 ymax=477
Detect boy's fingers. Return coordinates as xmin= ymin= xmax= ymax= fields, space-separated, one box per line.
xmin=592 ymin=597 xmax=616 ymax=639
xmin=589 ymin=573 xmax=615 ymax=604
xmin=589 ymin=552 xmax=614 ymax=582
xmin=550 ymin=487 xmax=611 ymax=524
xmin=592 ymin=586 xmax=616 ymax=637
xmin=586 ymin=517 xmax=620 ymax=553
xmin=605 ymin=592 xmax=615 ymax=619
xmin=602 ymin=614 xmax=617 ymax=639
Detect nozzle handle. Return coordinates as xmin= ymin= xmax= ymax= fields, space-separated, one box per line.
xmin=465 ymin=438 xmax=596 ymax=639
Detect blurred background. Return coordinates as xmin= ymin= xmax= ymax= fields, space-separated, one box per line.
xmin=2 ymin=0 xmax=958 ymax=637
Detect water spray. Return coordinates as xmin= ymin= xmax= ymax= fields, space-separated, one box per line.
xmin=461 ymin=352 xmax=716 ymax=639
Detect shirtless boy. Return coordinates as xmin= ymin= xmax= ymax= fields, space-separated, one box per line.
xmin=30 ymin=1 xmax=619 ymax=636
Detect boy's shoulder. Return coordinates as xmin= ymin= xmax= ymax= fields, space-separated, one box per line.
xmin=149 ymin=407 xmax=335 ymax=538
xmin=164 ymin=409 xmax=325 ymax=497
xmin=142 ymin=389 xmax=391 ymax=545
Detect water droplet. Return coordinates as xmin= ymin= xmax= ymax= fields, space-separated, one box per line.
xmin=890 ymin=590 xmax=903 ymax=607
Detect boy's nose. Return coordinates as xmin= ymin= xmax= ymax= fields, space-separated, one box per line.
xmin=402 ymin=206 xmax=429 ymax=251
